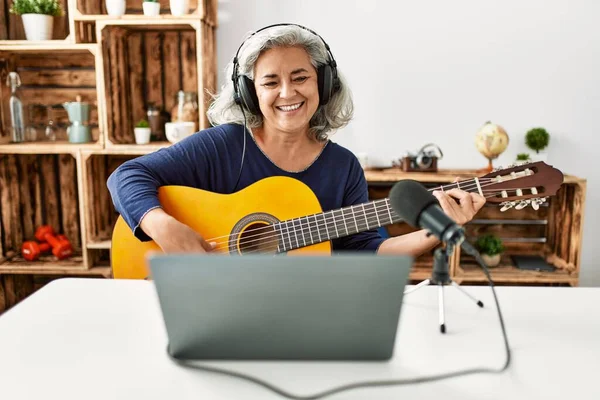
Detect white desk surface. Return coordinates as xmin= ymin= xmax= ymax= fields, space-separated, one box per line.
xmin=0 ymin=278 xmax=598 ymax=400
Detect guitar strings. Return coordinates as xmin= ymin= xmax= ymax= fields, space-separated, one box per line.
xmin=225 ymin=191 xmax=518 ymax=256
xmin=208 ymin=181 xmax=532 ymax=252
xmin=203 ymin=178 xmax=496 ymax=245
xmin=208 ymin=183 xmax=530 ymax=251
xmin=210 ymin=188 xmax=530 ymax=253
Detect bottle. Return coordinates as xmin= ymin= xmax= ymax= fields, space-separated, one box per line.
xmin=147 ymin=103 xmax=168 ymax=141
xmin=170 ymin=91 xmax=199 ymax=131
xmin=6 ymin=72 xmax=24 ymax=143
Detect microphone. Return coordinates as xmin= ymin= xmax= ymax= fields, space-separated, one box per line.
xmin=389 ymin=179 xmax=466 ymax=248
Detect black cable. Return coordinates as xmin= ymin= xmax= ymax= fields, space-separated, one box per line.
xmin=168 ymin=246 xmax=511 ymax=399
xmin=232 ymin=103 xmax=247 ymax=192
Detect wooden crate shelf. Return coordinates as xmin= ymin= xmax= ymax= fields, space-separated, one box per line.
xmin=454 ymin=253 xmax=576 ymax=285
xmin=96 ymin=142 xmax=171 ymax=154
xmin=96 ymin=19 xmax=215 ymax=146
xmin=80 ymin=152 xmax=139 ymax=271
xmin=0 ymin=1 xmax=219 ymax=314
xmin=0 ymin=141 xmax=102 ymax=155
xmin=0 ymin=153 xmax=82 ymax=254
xmin=85 ymin=248 xmax=112 ymax=271
xmin=81 ymin=153 xmax=136 ymax=245
xmin=366 ymin=168 xmax=586 ymax=286
xmin=0 ymin=153 xmax=87 ymax=282
xmin=70 ymin=0 xmax=218 ymax=43
xmin=0 ymin=45 xmax=103 ymax=147
xmin=0 ymin=253 xmax=110 ymax=277
xmin=0 ymin=40 xmax=76 ymax=48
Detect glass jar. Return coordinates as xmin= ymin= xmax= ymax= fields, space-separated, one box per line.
xmin=170 ymin=91 xmax=198 ymax=132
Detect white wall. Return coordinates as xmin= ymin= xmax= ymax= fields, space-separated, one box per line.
xmin=216 ymin=0 xmax=599 ymax=286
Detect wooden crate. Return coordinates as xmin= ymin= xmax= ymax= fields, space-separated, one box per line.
xmin=74 ymin=20 xmax=97 ymax=44
xmin=80 ymin=152 xmax=140 ymax=269
xmin=365 ymin=168 xmax=586 ymax=286
xmin=454 ymin=179 xmax=585 ymax=286
xmin=0 ymin=0 xmax=70 ymax=41
xmin=0 ymin=274 xmax=35 ymax=313
xmin=0 ymin=45 xmax=103 ymax=150
xmin=96 ymin=19 xmax=216 ymax=147
xmin=0 ymin=153 xmax=83 ymax=269
xmin=69 ymin=0 xmax=218 ymax=43
xmin=82 ymin=153 xmax=134 ymax=244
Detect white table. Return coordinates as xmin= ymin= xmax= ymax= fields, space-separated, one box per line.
xmin=0 ymin=278 xmax=598 ymax=400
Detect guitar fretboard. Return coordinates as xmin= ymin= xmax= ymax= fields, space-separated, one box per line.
xmin=272 ymin=178 xmax=485 ymax=253
xmin=274 ymin=199 xmax=401 ymax=252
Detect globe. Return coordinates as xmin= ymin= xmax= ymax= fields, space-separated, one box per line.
xmin=475 ymin=122 xmax=509 ymax=171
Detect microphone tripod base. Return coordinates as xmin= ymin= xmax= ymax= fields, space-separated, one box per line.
xmin=404 ymin=247 xmax=484 ymax=334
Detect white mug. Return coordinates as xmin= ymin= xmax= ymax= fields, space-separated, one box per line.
xmin=165 ymin=122 xmax=196 ymax=143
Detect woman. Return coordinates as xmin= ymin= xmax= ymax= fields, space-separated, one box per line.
xmin=107 ymin=24 xmax=485 ymax=255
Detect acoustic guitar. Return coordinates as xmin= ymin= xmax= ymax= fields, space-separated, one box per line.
xmin=111 ymin=161 xmax=564 ymax=279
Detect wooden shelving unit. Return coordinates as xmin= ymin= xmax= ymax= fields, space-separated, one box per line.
xmin=0 ymin=0 xmax=218 ymax=312
xmin=366 ymin=168 xmax=586 ymax=286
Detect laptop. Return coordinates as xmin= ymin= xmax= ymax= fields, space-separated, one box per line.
xmin=149 ymin=253 xmax=412 ymax=361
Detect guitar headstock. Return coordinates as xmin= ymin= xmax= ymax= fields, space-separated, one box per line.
xmin=479 ymin=161 xmax=564 ymax=211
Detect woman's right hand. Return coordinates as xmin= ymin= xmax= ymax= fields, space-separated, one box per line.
xmin=139 ymin=208 xmax=216 ymax=253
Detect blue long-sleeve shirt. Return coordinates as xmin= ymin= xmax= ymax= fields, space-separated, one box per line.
xmin=107 ymin=123 xmax=385 ymax=252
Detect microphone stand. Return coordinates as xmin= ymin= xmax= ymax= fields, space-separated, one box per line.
xmin=405 ymin=243 xmax=484 ymax=333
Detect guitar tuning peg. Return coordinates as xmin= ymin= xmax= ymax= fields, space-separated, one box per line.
xmin=531 ymin=198 xmax=541 ymax=210
xmin=500 ymin=201 xmax=516 ymax=212
xmin=515 ymin=199 xmax=531 ymax=210
xmin=493 ymin=165 xmax=503 ymax=172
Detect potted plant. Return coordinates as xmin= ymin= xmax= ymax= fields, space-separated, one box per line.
xmin=134 ymin=119 xmax=151 ymax=144
xmin=9 ymin=0 xmax=63 ymax=41
xmin=525 ymin=127 xmax=550 ymax=162
xmin=474 ymin=234 xmax=505 ymax=267
xmin=516 ymin=153 xmax=530 ymax=163
xmin=143 ymin=0 xmax=160 ymax=16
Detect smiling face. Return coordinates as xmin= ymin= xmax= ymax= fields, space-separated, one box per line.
xmin=253 ymin=46 xmax=320 ymax=135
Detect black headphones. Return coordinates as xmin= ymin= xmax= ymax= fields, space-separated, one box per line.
xmin=231 ymin=23 xmax=340 ymax=115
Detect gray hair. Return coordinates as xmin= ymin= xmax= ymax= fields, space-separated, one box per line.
xmin=206 ymin=25 xmax=353 ymax=141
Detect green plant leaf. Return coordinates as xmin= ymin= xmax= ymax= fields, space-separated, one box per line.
xmin=474 ymin=234 xmax=505 ymax=256
xmin=136 ymin=119 xmax=150 ymax=128
xmin=9 ymin=0 xmax=64 ymax=17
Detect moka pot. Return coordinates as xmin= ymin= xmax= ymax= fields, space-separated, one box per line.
xmin=63 ymin=100 xmax=91 ymax=143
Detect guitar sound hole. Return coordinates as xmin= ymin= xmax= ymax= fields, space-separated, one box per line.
xmin=237 ymin=223 xmax=278 ymax=254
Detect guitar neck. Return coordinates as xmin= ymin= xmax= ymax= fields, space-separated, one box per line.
xmin=274 ymin=198 xmax=402 ymax=252
xmin=274 ymin=177 xmax=489 ymax=252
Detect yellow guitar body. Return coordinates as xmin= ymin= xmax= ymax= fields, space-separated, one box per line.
xmin=111 ymin=176 xmax=331 ymax=279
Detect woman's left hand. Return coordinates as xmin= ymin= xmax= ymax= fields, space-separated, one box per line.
xmin=432 ymin=185 xmax=486 ymax=225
